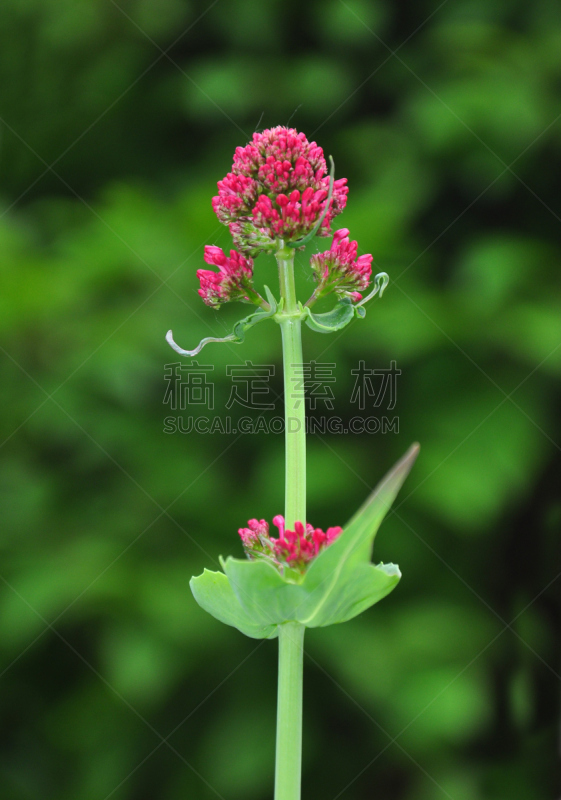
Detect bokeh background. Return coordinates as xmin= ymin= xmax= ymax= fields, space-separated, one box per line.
xmin=1 ymin=0 xmax=560 ymax=798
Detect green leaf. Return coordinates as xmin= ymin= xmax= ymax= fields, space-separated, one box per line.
xmin=190 ymin=569 xmax=278 ymax=639
xmin=166 ymin=287 xmax=278 ymax=357
xmin=298 ymin=443 xmax=420 ymax=626
xmin=231 ymin=307 xmax=273 ymax=342
xmin=304 ymin=562 xmax=401 ymax=627
xmin=302 ymin=272 xmax=389 ymax=334
xmin=222 ymin=556 xmax=310 ymax=626
xmin=303 ymin=298 xmax=355 ymax=333
xmin=190 ymin=444 xmax=419 ymax=634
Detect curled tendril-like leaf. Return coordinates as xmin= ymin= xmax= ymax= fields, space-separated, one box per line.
xmin=355 ymin=272 xmax=389 ymax=307
xmin=166 ymin=330 xmax=237 ymax=357
xmin=166 ymin=286 xmax=279 ymax=357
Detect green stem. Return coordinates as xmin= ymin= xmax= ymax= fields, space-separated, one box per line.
xmin=274 ymin=246 xmax=307 ymax=800
xmin=275 ymin=621 xmax=305 ymax=800
xmin=276 ymin=247 xmax=306 ymax=531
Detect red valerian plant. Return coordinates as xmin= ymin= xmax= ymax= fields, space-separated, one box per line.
xmin=166 ymin=126 xmax=419 ymax=800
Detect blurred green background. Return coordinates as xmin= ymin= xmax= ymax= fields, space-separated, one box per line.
xmin=1 ymin=0 xmax=559 ymax=798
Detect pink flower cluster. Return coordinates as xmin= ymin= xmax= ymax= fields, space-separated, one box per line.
xmin=212 ymin=127 xmax=348 ymax=254
xmin=238 ymin=515 xmax=343 ymax=572
xmin=310 ymin=228 xmax=373 ymax=303
xmin=197 ymin=245 xmax=256 ymax=308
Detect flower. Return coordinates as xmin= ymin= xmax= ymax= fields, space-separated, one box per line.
xmin=309 ymin=228 xmax=373 ymax=303
xmin=197 ymin=245 xmax=261 ymax=308
xmin=212 ymin=127 xmax=348 ymax=254
xmin=238 ymin=514 xmax=343 ymax=572
xmin=238 ymin=518 xmax=272 ymax=550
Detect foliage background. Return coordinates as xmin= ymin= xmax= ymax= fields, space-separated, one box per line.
xmin=1 ymin=0 xmax=559 ymax=798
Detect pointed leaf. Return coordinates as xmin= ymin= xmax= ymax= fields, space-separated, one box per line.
xmin=297 ymin=443 xmax=420 ymax=626
xmin=263 ymin=284 xmax=278 ymax=309
xmin=190 ymin=569 xmax=278 ymax=639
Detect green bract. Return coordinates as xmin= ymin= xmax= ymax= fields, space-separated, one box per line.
xmin=190 ymin=443 xmax=419 ymax=639
xmin=303 ymin=297 xmax=359 ymax=333
xmin=302 ymin=271 xmax=389 ymax=334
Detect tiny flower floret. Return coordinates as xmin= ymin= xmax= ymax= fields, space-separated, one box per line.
xmin=238 ymin=514 xmax=343 ymax=572
xmin=213 ymin=127 xmax=348 ymax=254
xmin=197 ymin=245 xmax=259 ymax=308
xmin=238 ymin=518 xmax=271 ymax=549
xmin=310 ymin=228 xmax=373 ymax=302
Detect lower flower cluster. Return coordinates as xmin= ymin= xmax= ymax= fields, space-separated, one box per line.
xmin=238 ymin=515 xmax=343 ymax=572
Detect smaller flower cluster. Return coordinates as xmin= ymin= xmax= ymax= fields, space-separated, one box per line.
xmin=238 ymin=515 xmax=343 ymax=572
xmin=309 ymin=228 xmax=373 ymax=304
xmin=197 ymin=245 xmax=262 ymax=308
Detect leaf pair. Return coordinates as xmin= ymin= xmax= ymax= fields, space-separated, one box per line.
xmin=190 ymin=444 xmax=419 ymax=639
